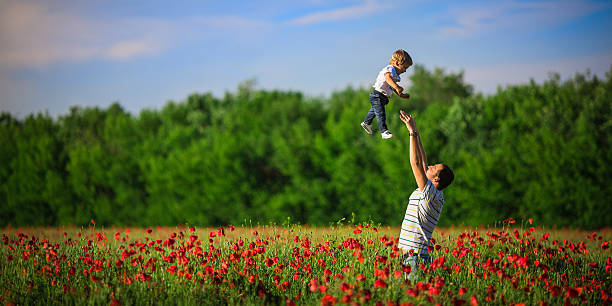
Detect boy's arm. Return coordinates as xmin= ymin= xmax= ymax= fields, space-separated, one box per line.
xmin=385 ymin=73 xmax=410 ymax=99
xmin=384 ymin=72 xmax=403 ymax=95
xmin=400 ymin=111 xmax=428 ymax=191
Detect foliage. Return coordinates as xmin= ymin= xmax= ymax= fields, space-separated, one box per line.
xmin=0 ymin=66 xmax=610 ymax=228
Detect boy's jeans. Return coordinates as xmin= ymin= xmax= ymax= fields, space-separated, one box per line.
xmin=364 ymin=90 xmax=390 ymax=133
xmin=402 ymin=253 xmax=431 ymax=281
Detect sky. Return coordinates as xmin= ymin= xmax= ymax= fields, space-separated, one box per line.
xmin=1 ymin=0 xmax=611 ymax=119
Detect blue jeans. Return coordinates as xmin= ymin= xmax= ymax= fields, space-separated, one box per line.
xmin=363 ymin=90 xmax=389 ymax=133
xmin=402 ymin=253 xmax=431 ymax=281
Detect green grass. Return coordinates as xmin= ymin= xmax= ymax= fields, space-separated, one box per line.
xmin=1 ymin=221 xmax=610 ymax=305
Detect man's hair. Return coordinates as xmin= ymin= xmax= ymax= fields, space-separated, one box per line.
xmin=438 ymin=164 xmax=454 ymax=190
xmin=389 ymin=49 xmax=413 ymax=68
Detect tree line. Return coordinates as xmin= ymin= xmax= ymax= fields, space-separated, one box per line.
xmin=1 ymin=65 xmax=610 ymax=228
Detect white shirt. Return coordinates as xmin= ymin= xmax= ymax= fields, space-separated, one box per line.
xmin=398 ymin=180 xmax=444 ymax=255
xmin=372 ymin=65 xmax=400 ymax=97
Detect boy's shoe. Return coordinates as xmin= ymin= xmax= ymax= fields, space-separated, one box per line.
xmin=381 ymin=131 xmax=393 ymax=139
xmin=361 ymin=122 xmax=373 ymax=135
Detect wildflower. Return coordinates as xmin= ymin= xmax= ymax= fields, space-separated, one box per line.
xmin=428 ymin=287 xmax=440 ymax=296
xmin=310 ymin=279 xmax=319 ymax=292
xmin=548 ymin=285 xmax=562 ymax=297
xmin=374 ymin=279 xmax=388 ymax=289
xmin=566 ymin=287 xmax=582 ymax=298
xmin=321 ymin=294 xmax=337 ymax=306
xmin=470 ymin=295 xmax=478 ymax=306
xmin=167 ymin=266 xmax=177 ymax=274
xmin=340 ymin=283 xmax=351 ymax=292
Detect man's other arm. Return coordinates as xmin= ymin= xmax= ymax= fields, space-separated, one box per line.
xmin=400 ymin=111 xmax=428 ymax=191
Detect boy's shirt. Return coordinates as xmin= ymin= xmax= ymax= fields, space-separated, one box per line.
xmin=398 ymin=180 xmax=444 ymax=255
xmin=373 ymin=65 xmax=400 ymax=97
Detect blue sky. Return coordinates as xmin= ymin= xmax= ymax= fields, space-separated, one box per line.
xmin=1 ymin=0 xmax=611 ymax=118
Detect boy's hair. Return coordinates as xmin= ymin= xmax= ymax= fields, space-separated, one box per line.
xmin=438 ymin=164 xmax=454 ymax=190
xmin=389 ymin=49 xmax=413 ymax=68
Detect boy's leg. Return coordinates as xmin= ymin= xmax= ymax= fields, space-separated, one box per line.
xmin=363 ymin=107 xmax=376 ymax=125
xmin=374 ymin=102 xmax=388 ymax=133
xmin=363 ymin=90 xmax=378 ymax=125
xmin=369 ymin=91 xmax=389 ymax=132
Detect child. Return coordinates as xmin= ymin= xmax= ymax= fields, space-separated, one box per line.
xmin=361 ymin=49 xmax=412 ymax=139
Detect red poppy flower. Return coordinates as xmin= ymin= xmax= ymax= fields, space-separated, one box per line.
xmin=374 ymin=279 xmax=388 ymax=289
xmin=566 ymin=287 xmax=580 ymax=298
xmin=321 ymin=294 xmax=337 ymax=306
xmin=548 ymin=285 xmax=562 ymax=297
xmin=428 ymin=287 xmax=440 ymax=296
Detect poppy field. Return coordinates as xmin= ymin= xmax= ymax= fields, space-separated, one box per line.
xmin=1 ymin=219 xmax=610 ymax=305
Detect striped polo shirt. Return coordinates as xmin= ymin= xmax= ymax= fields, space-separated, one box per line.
xmin=398 ymin=180 xmax=444 ymax=255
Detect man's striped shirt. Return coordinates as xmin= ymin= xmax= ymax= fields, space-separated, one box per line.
xmin=398 ymin=180 xmax=444 ymax=255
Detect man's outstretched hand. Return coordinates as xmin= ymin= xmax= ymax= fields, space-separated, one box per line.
xmin=399 ymin=110 xmax=416 ymax=132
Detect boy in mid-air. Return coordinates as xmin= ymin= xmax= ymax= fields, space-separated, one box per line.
xmin=361 ymin=49 xmax=412 ymax=139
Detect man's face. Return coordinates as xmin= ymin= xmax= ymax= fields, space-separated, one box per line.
xmin=426 ymin=164 xmax=444 ymax=184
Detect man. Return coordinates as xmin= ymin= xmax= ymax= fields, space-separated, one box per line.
xmin=398 ymin=110 xmax=454 ymax=280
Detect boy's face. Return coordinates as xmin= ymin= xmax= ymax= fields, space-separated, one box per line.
xmin=396 ymin=64 xmax=411 ymax=75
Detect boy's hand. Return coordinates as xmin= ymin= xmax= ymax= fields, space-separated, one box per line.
xmin=399 ymin=93 xmax=410 ymax=99
xmin=394 ymin=86 xmax=404 ymax=95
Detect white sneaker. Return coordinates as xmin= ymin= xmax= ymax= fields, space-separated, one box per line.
xmin=381 ymin=131 xmax=393 ymax=139
xmin=361 ymin=122 xmax=373 ymax=135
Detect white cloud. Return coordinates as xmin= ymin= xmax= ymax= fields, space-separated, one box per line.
xmin=437 ymin=0 xmax=609 ymax=39
xmin=0 ymin=1 xmax=173 ymax=69
xmin=288 ymin=0 xmax=391 ymax=25
xmin=106 ymin=39 xmax=160 ymax=60
xmin=463 ymin=53 xmax=612 ymax=94
xmin=194 ymin=16 xmax=270 ymax=31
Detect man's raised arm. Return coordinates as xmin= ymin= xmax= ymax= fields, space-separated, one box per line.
xmin=400 ymin=110 xmax=428 ymax=191
xmin=416 ymin=126 xmax=428 ymax=174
